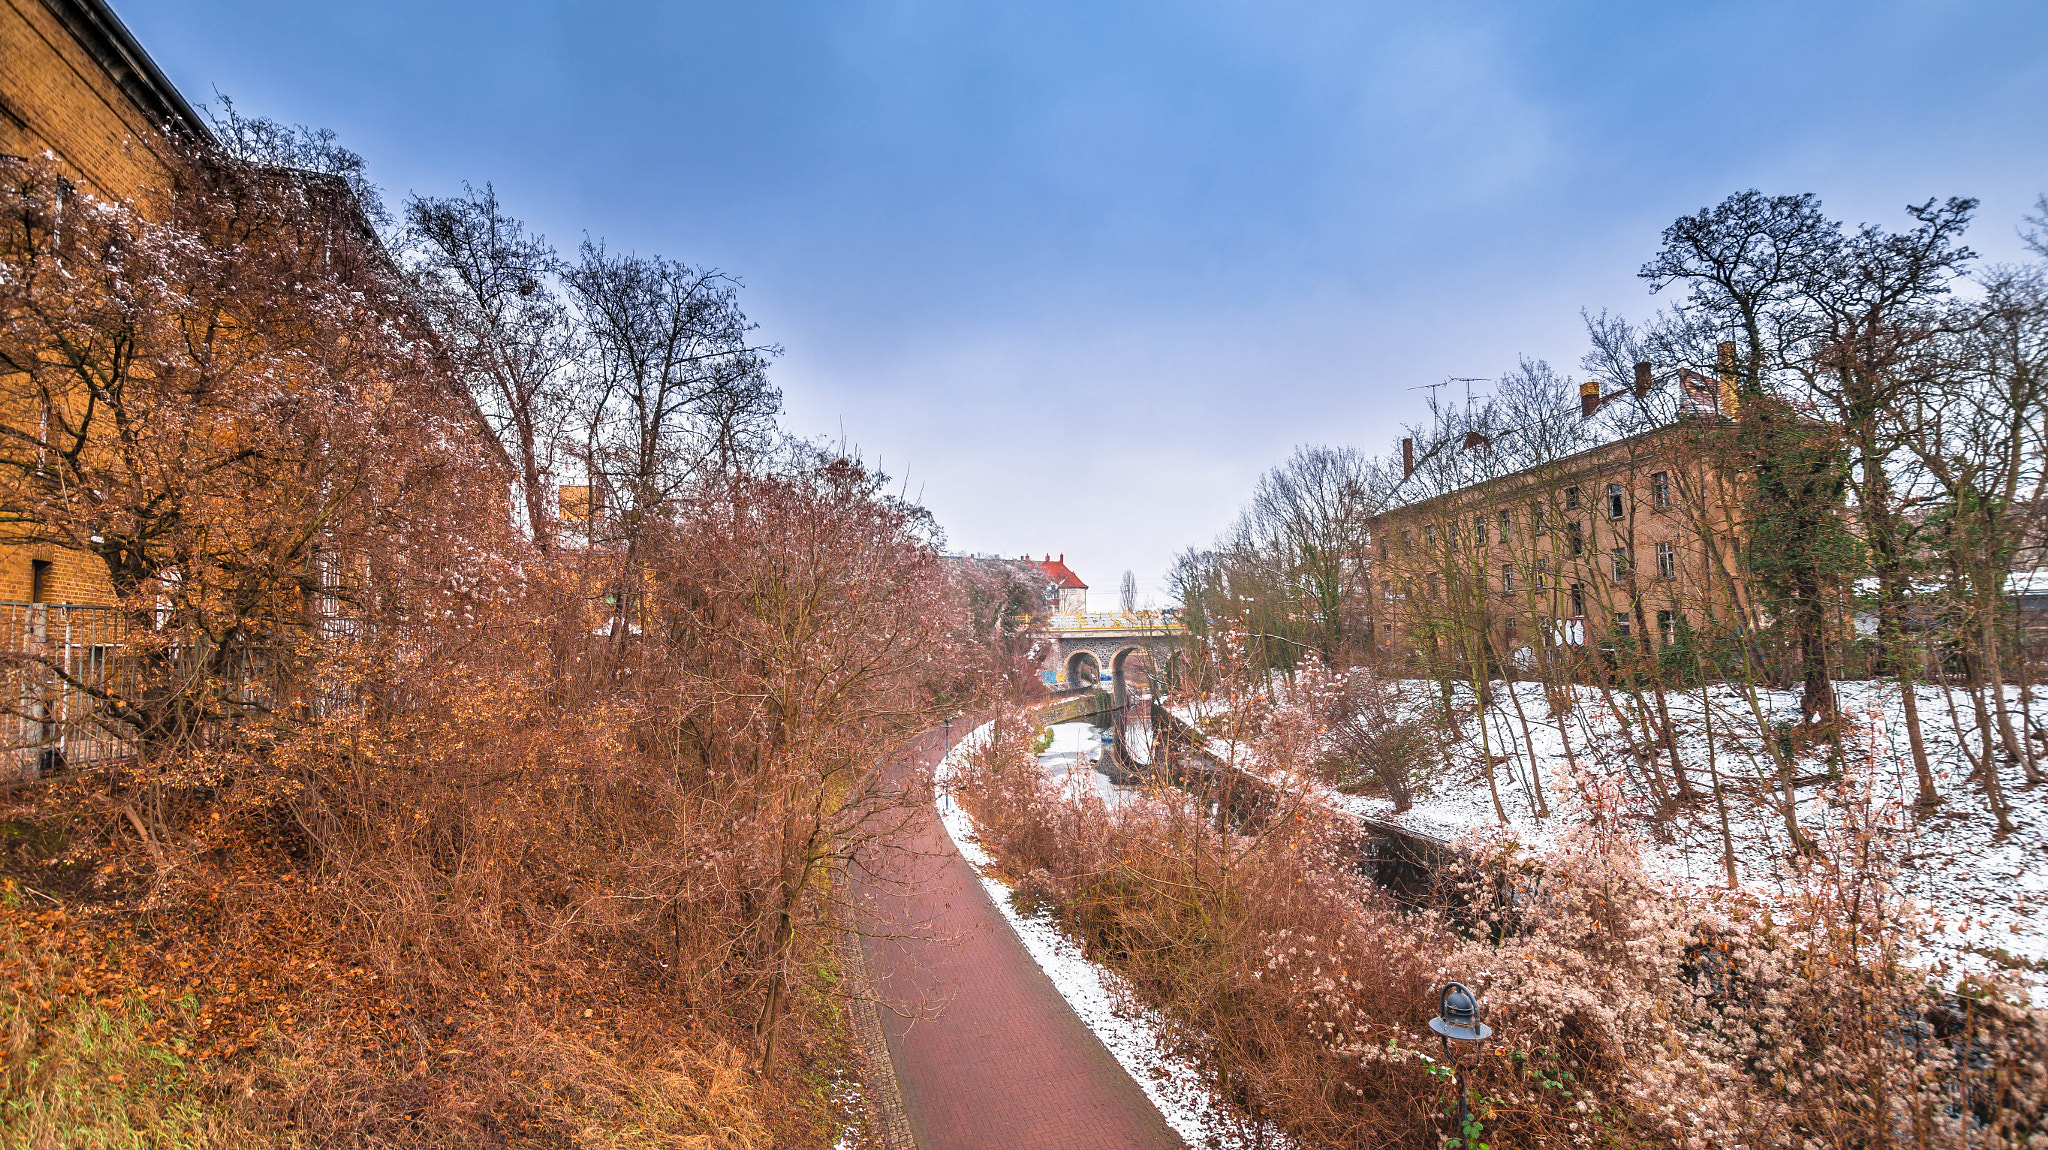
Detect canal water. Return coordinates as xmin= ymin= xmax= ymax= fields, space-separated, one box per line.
xmin=1036 ymin=721 xmax=1143 ymax=809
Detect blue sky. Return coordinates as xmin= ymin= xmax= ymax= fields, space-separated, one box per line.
xmin=119 ymin=0 xmax=2048 ymax=606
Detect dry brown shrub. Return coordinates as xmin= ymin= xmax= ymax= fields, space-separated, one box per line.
xmin=953 ymin=701 xmax=2048 ymax=1149
xmin=3 ymin=149 xmax=983 ymax=1145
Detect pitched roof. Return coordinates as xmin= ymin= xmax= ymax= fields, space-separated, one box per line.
xmin=1030 ymin=554 xmax=1086 ymax=590
xmin=43 ymin=0 xmax=214 ymax=144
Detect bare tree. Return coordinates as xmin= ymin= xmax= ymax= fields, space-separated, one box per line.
xmin=564 ymin=243 xmax=780 ymax=631
xmin=1641 ymin=191 xmax=1859 ymax=729
xmin=1898 ymin=264 xmax=2048 ymax=826
xmin=1798 ymin=197 xmax=1977 ymax=809
xmin=566 ymin=245 xmax=779 ymax=528
xmin=407 ymin=184 xmax=580 ymax=549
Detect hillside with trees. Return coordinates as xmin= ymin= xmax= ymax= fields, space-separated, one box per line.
xmin=0 ymin=117 xmax=1034 ymax=1146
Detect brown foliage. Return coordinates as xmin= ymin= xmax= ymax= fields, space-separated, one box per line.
xmin=953 ymin=701 xmax=2048 ymax=1149
xmin=2 ymin=150 xmax=997 ymax=1145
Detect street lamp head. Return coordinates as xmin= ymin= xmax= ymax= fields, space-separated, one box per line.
xmin=1428 ymin=981 xmax=1492 ymax=1043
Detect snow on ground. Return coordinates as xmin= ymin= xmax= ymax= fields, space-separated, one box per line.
xmin=936 ymin=721 xmax=1284 ymax=1149
xmin=1181 ymin=679 xmax=2046 ymax=999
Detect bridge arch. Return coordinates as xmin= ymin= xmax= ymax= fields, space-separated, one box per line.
xmin=1065 ymin=649 xmax=1102 ymax=688
xmin=1109 ymin=644 xmax=1154 ymax=711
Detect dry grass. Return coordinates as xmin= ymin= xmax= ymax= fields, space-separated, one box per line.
xmin=0 ymin=786 xmax=860 ymax=1150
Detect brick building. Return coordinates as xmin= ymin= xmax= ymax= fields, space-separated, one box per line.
xmin=2 ymin=0 xmax=214 ymax=608
xmin=1370 ymin=372 xmax=1758 ymax=667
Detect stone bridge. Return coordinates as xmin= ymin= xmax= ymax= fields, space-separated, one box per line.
xmin=1040 ymin=611 xmax=1184 ymax=713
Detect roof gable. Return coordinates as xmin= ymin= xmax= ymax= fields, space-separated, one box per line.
xmin=1030 ymin=554 xmax=1086 ymax=590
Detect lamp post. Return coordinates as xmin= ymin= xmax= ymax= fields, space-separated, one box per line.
xmin=1429 ymin=981 xmax=1491 ymax=1150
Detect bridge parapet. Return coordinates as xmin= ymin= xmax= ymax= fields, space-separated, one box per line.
xmin=1046 ymin=610 xmax=1184 ymax=636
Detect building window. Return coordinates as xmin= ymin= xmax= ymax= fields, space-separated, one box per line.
xmin=1564 ymin=486 xmax=1580 ymax=511
xmin=1474 ymin=514 xmax=1488 ymax=546
xmin=1657 ymin=609 xmax=1677 ymax=647
xmin=1656 ymin=541 xmax=1675 ymax=579
xmin=1430 ymin=573 xmax=1442 ymax=597
xmin=1607 ymin=482 xmax=1625 ymax=520
xmin=1532 ymin=505 xmax=1546 ymax=533
xmin=1382 ymin=622 xmax=1394 ymax=646
xmin=1567 ymin=521 xmax=1584 ymax=556
xmin=1611 ymin=546 xmax=1630 ymax=581
xmin=1423 ymin=524 xmax=1436 ymax=547
xmin=1569 ymin=583 xmax=1585 ymax=617
xmin=1504 ymin=617 xmax=1518 ymax=642
xmin=1613 ymin=611 xmax=1632 ymax=639
xmin=1652 ymin=471 xmax=1671 ymax=509
xmin=1497 ymin=509 xmax=1511 ymax=543
xmin=29 ymin=560 xmax=51 ymax=604
xmin=1402 ymin=527 xmax=1414 ymax=550
xmin=1501 ymin=564 xmax=1515 ymax=594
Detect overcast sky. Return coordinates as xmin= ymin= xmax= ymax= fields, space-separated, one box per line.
xmin=118 ymin=0 xmax=2048 ymax=608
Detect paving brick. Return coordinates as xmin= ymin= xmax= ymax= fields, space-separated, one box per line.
xmin=859 ymin=729 xmax=1183 ymax=1150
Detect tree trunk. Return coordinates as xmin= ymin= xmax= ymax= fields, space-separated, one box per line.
xmin=1795 ymin=572 xmax=1836 ymax=728
xmin=1700 ymin=684 xmax=1739 ymax=888
xmin=1979 ymin=608 xmax=2037 ymax=782
xmin=1650 ymin=683 xmax=1693 ymax=801
xmin=1897 ymin=675 xmax=1940 ymax=810
xmin=754 ymin=906 xmax=796 ymax=1070
xmin=1951 ymin=655 xmax=2015 ymax=835
xmin=1879 ymin=589 xmax=1940 ymax=810
xmin=1502 ymin=674 xmax=1550 ymax=818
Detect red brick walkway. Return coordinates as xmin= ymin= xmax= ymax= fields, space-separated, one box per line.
xmin=858 ymin=727 xmax=1183 ymax=1150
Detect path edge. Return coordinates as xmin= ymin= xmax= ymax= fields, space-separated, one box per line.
xmin=840 ymin=909 xmax=917 ymax=1150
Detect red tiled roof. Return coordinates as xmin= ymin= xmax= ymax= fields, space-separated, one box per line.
xmin=1030 ymin=554 xmax=1087 ymax=590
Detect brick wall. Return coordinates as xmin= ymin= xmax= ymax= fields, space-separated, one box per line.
xmin=0 ymin=541 xmax=115 ymax=605
xmin=0 ymin=0 xmax=180 ymax=205
xmin=3 ymin=0 xmax=193 ymax=609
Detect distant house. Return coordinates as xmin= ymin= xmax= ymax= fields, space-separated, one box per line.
xmin=2014 ymin=571 xmax=2048 ymax=658
xmin=1027 ymin=554 xmax=1089 ymax=614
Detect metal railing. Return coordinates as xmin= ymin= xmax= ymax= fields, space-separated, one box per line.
xmin=2 ymin=601 xmax=128 ymax=777
xmin=0 ymin=601 xmax=343 ymax=782
xmin=1046 ymin=610 xmax=1185 ymax=633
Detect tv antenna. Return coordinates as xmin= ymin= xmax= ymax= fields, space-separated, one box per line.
xmin=1407 ymin=379 xmax=1449 ymax=407
xmin=1449 ymin=377 xmax=1489 ymax=418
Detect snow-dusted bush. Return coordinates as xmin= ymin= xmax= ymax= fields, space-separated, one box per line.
xmin=953 ymin=701 xmax=2048 ymax=1148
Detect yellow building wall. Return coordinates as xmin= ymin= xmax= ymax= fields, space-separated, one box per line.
xmin=3 ymin=0 xmax=194 ymax=605
xmin=0 ymin=0 xmax=181 ymax=206
xmin=0 ymin=542 xmax=112 ymax=604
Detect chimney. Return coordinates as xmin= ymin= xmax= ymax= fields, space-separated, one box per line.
xmin=1633 ymin=361 xmax=1653 ymax=399
xmin=1402 ymin=437 xmax=1414 ymax=479
xmin=1716 ymin=340 xmax=1741 ymax=414
xmin=1580 ymin=380 xmax=1601 ymax=419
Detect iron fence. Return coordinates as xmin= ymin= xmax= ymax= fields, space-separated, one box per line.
xmin=1 ymin=601 xmax=348 ymax=782
xmin=2 ymin=601 xmax=128 ymax=777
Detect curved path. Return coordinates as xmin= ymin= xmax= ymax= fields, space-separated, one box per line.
xmin=858 ymin=727 xmax=1183 ymax=1150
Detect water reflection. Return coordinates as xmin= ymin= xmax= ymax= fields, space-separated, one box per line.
xmin=1036 ymin=721 xmax=1140 ymax=809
